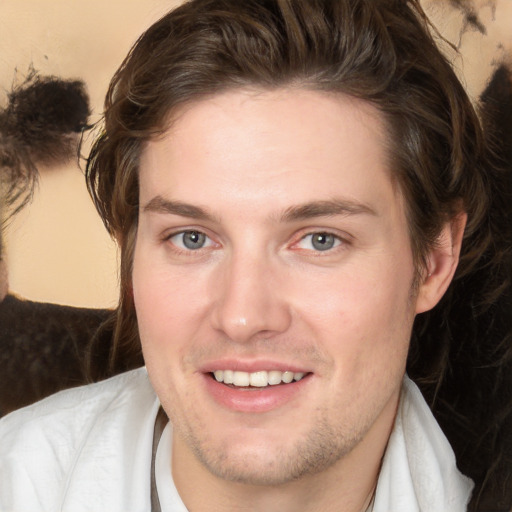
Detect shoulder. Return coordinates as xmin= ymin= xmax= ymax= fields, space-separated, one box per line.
xmin=0 ymin=367 xmax=153 ymax=436
xmin=0 ymin=368 xmax=158 ymax=511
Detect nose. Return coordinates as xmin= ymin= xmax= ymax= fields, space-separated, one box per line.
xmin=210 ymin=252 xmax=292 ymax=344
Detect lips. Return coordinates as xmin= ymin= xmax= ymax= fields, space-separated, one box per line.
xmin=201 ymin=361 xmax=312 ymax=412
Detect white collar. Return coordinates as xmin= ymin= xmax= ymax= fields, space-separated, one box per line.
xmin=372 ymin=376 xmax=473 ymax=511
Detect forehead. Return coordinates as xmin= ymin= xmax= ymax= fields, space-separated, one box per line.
xmin=138 ymin=88 xmax=399 ymax=217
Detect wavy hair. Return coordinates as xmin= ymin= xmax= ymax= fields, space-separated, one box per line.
xmin=85 ymin=1 xmax=512 ymax=508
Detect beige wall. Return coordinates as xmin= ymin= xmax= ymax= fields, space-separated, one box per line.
xmin=1 ymin=0 xmax=510 ymax=309
xmin=1 ymin=0 xmax=183 ymax=308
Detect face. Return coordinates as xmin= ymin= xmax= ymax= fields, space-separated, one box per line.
xmin=134 ymin=89 xmax=421 ymax=487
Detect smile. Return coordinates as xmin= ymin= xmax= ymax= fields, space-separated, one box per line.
xmin=204 ymin=367 xmax=312 ymax=412
xmin=212 ymin=370 xmax=306 ymax=388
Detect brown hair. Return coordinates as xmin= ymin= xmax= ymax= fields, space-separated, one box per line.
xmin=86 ymin=1 xmax=512 ymax=507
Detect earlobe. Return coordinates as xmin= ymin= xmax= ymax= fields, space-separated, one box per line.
xmin=415 ymin=212 xmax=467 ymax=314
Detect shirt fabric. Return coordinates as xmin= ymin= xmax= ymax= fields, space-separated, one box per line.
xmin=0 ymin=367 xmax=473 ymax=512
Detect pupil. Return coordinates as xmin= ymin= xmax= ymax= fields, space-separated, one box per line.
xmin=183 ymin=231 xmax=205 ymax=249
xmin=312 ymin=233 xmax=334 ymax=251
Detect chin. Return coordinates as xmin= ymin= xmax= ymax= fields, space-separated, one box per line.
xmin=187 ymin=422 xmax=359 ymax=487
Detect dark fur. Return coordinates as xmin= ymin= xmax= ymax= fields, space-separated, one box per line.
xmin=481 ymin=64 xmax=512 ymax=166
xmin=0 ymin=73 xmax=117 ymax=417
xmin=0 ymin=294 xmax=112 ymax=416
xmin=1 ymin=71 xmax=90 ymax=217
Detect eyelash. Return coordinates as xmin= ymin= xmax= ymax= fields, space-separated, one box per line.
xmin=164 ymin=230 xmax=216 ymax=253
xmin=163 ymin=229 xmax=348 ymax=256
xmin=292 ymin=232 xmax=345 ymax=253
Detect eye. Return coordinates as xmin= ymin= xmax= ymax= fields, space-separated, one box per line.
xmin=168 ymin=230 xmax=214 ymax=250
xmin=296 ymin=232 xmax=342 ymax=252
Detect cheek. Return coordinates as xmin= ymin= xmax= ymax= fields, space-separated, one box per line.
xmin=295 ymin=261 xmax=415 ymax=366
xmin=132 ymin=260 xmax=192 ymax=402
xmin=301 ymin=260 xmax=412 ymax=322
xmin=132 ymin=251 xmax=210 ymax=359
xmin=132 ymin=249 xmax=174 ymax=354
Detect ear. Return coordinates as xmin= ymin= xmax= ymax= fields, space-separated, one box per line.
xmin=415 ymin=212 xmax=467 ymax=314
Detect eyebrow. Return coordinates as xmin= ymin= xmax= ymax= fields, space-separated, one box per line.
xmin=280 ymin=199 xmax=377 ymax=222
xmin=142 ymin=196 xmax=376 ymax=223
xmin=142 ymin=196 xmax=218 ymax=222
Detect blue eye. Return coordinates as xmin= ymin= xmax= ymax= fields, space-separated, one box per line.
xmin=170 ymin=230 xmax=212 ymax=250
xmin=297 ymin=232 xmax=341 ymax=252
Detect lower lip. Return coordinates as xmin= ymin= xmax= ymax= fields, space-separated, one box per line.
xmin=202 ymin=373 xmax=311 ymax=413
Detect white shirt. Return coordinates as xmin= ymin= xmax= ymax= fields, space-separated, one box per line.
xmin=0 ymin=368 xmax=473 ymax=512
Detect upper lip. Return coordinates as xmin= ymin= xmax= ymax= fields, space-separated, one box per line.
xmin=199 ymin=359 xmax=312 ymax=374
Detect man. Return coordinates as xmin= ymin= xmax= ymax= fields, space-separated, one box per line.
xmin=1 ymin=0 xmax=509 ymax=510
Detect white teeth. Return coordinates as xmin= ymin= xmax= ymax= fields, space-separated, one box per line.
xmin=213 ymin=370 xmax=306 ymax=387
xmin=249 ymin=371 xmax=268 ymax=387
xmin=233 ymin=371 xmax=250 ymax=387
xmin=282 ymin=371 xmax=294 ymax=384
xmin=268 ymin=370 xmax=282 ymax=385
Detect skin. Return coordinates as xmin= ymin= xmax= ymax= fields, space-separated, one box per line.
xmin=133 ymin=88 xmax=464 ymax=512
